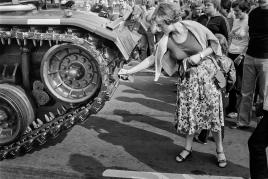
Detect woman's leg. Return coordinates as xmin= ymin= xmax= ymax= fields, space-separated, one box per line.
xmin=212 ymin=130 xmax=227 ymax=167
xmin=185 ymin=134 xmax=194 ymax=150
xmin=176 ymin=134 xmax=194 ymax=162
xmin=212 ymin=131 xmax=224 ymax=153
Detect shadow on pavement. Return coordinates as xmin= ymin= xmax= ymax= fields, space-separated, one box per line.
xmin=113 ymin=109 xmax=179 ymax=136
xmin=224 ymin=119 xmax=256 ymax=133
xmin=116 ymin=96 xmax=176 ymax=114
xmin=68 ymin=154 xmax=105 ymax=179
xmin=80 ymin=115 xmax=249 ymax=178
xmin=120 ymin=77 xmax=177 ymax=105
xmin=69 ymin=154 xmax=132 ymax=179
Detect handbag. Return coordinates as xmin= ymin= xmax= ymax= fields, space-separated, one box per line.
xmin=210 ymin=57 xmax=227 ymax=90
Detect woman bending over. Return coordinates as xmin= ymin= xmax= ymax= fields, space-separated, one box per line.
xmin=119 ymin=3 xmax=227 ymax=168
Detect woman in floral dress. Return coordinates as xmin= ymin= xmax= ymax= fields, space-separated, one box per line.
xmin=119 ymin=3 xmax=227 ymax=168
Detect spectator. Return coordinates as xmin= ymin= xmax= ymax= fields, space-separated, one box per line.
xmin=173 ymin=0 xmax=181 ymax=9
xmin=119 ymin=3 xmax=227 ymax=168
xmin=186 ymin=1 xmax=204 ymax=21
xmin=220 ymin=0 xmax=235 ymax=29
xmin=118 ymin=0 xmax=133 ymax=17
xmin=91 ymin=0 xmax=107 ymax=13
xmin=128 ymin=5 xmax=152 ymax=61
xmin=198 ymin=0 xmax=229 ymax=40
xmin=226 ymin=0 xmax=250 ymax=120
xmin=197 ymin=0 xmax=230 ymax=144
xmin=180 ymin=6 xmax=191 ymax=19
xmin=231 ymin=0 xmax=268 ymax=130
xmin=215 ymin=33 xmax=237 ymax=139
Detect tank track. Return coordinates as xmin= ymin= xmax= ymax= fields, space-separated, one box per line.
xmin=0 ymin=27 xmax=122 ymax=160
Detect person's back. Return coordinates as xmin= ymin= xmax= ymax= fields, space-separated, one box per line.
xmin=247 ymin=6 xmax=268 ymax=58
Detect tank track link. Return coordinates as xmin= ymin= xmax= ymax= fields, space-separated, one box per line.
xmin=0 ymin=27 xmax=122 ymax=160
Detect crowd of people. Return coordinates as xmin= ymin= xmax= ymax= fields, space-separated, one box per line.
xmin=114 ymin=0 xmax=268 ymax=179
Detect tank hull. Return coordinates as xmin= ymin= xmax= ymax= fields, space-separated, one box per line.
xmin=0 ymin=4 xmax=141 ymax=160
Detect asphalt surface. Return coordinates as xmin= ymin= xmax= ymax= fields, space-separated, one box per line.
xmin=0 ymin=72 xmax=256 ymax=179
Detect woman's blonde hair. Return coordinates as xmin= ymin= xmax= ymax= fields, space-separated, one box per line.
xmin=151 ymin=3 xmax=181 ymax=25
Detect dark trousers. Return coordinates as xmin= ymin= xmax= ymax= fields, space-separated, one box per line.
xmin=198 ymin=126 xmax=224 ymax=143
xmin=227 ymin=53 xmax=243 ymax=113
xmin=248 ymin=110 xmax=268 ymax=179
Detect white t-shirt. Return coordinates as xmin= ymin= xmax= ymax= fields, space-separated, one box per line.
xmin=228 ymin=14 xmax=249 ymax=54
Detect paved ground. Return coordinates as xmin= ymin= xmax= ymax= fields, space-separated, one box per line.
xmin=0 ymin=72 xmax=257 ymax=179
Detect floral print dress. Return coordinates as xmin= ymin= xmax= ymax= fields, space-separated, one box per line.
xmin=174 ymin=57 xmax=224 ymax=135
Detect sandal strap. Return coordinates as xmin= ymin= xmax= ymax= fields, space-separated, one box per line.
xmin=184 ymin=148 xmax=192 ymax=153
xmin=176 ymin=153 xmax=186 ymax=160
xmin=218 ymin=159 xmax=227 ymax=163
xmin=216 ymin=151 xmax=227 ymax=162
xmin=176 ymin=148 xmax=192 ymax=162
xmin=216 ymin=150 xmax=224 ymax=154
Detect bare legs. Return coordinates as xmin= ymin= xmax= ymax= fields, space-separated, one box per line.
xmin=212 ymin=131 xmax=227 ymax=167
xmin=176 ymin=130 xmax=227 ymax=167
xmin=175 ymin=134 xmax=194 ymax=162
xmin=212 ymin=131 xmax=224 ymax=153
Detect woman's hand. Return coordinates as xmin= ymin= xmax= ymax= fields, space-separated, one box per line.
xmin=118 ymin=68 xmax=135 ymax=82
xmin=118 ymin=69 xmax=129 ymax=75
xmin=188 ymin=53 xmax=202 ymax=65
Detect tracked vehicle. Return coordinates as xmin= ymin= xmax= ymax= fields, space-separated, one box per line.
xmin=0 ymin=0 xmax=141 ymax=160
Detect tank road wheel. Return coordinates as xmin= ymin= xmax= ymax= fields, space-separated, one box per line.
xmin=0 ymin=84 xmax=35 ymax=145
xmin=41 ymin=44 xmax=102 ymax=104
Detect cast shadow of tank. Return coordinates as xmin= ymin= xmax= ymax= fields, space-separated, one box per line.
xmin=69 ymin=154 xmax=132 ymax=179
xmin=80 ymin=114 xmax=250 ymax=179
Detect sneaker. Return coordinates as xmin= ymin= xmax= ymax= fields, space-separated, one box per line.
xmin=226 ymin=112 xmax=238 ymax=119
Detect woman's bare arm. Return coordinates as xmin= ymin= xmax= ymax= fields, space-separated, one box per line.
xmin=188 ymin=47 xmax=214 ymax=65
xmin=119 ymin=55 xmax=155 ymax=75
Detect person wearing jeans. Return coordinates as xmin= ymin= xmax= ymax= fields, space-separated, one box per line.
xmin=226 ymin=0 xmax=249 ymax=119
xmin=233 ymin=56 xmax=268 ymax=128
xmin=231 ymin=0 xmax=268 ymax=129
xmin=248 ymin=80 xmax=268 ymax=179
xmin=248 ymin=110 xmax=268 ymax=179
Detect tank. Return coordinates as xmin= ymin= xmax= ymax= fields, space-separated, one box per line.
xmin=0 ymin=0 xmax=141 ymax=160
